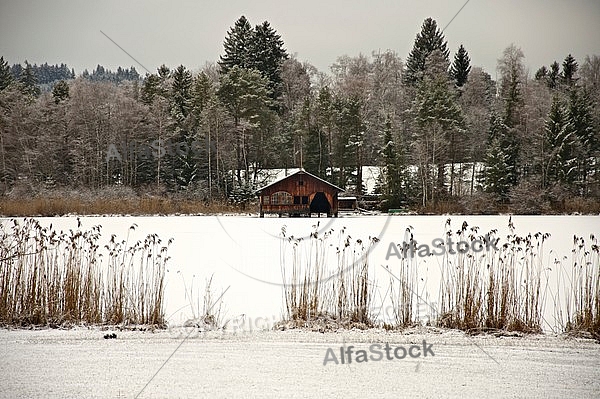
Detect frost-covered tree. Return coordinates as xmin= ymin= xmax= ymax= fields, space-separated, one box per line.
xmin=52 ymin=80 xmax=69 ymax=104
xmin=0 ymin=56 xmax=13 ymax=91
xmin=19 ymin=62 xmax=40 ymax=97
xmin=567 ymin=88 xmax=596 ymax=195
xmin=217 ymin=66 xmax=273 ymax=184
xmin=543 ymin=96 xmax=576 ymax=187
xmin=404 ymin=18 xmax=449 ymax=86
xmin=411 ymin=50 xmax=464 ymax=205
xmin=219 ymin=16 xmax=254 ymax=74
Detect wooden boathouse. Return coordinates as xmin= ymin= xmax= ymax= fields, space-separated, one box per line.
xmin=256 ymin=170 xmax=344 ymax=217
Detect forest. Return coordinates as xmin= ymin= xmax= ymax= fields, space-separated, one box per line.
xmin=1 ymin=16 xmax=598 ymax=214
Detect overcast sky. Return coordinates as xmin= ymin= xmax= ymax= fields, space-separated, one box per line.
xmin=1 ymin=0 xmax=599 ymax=78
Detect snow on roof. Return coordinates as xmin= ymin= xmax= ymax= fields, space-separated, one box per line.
xmin=255 ymin=169 xmax=344 ymax=193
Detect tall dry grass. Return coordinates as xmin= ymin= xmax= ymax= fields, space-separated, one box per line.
xmin=555 ymin=234 xmax=600 ymax=336
xmin=436 ymin=218 xmax=548 ymax=333
xmin=280 ymin=223 xmax=378 ymax=328
xmin=0 ymin=218 xmax=170 ymax=327
xmin=0 ymin=197 xmax=244 ymax=217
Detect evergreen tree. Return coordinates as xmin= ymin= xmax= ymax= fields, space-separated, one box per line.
xmin=548 ymin=61 xmax=561 ymax=89
xmin=315 ymin=86 xmax=335 ymax=177
xmin=543 ymin=96 xmax=576 ymax=186
xmin=171 ymin=65 xmax=193 ymax=122
xmin=483 ymin=113 xmax=515 ymax=200
xmin=219 ymin=16 xmax=254 ymax=74
xmin=567 ymin=88 xmax=596 ymax=194
xmin=18 ymin=62 xmax=40 ymax=97
xmin=140 ymin=74 xmax=161 ymax=105
xmin=170 ymin=65 xmax=196 ymax=189
xmin=250 ymin=21 xmax=288 ymax=101
xmin=411 ymin=49 xmax=464 ymax=204
xmin=52 ymin=80 xmax=69 ymax=104
xmin=378 ymin=119 xmax=406 ymax=209
xmin=404 ymin=18 xmax=449 ymax=86
xmin=534 ymin=66 xmax=548 ymax=81
xmin=0 ymin=56 xmax=14 ymax=91
xmin=217 ymin=66 xmax=273 ymax=184
xmin=483 ymin=136 xmax=511 ymax=200
xmin=450 ymin=44 xmax=471 ymax=87
xmin=562 ymin=54 xmax=578 ymax=86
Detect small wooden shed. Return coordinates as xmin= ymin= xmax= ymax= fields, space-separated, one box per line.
xmin=256 ymin=170 xmax=344 ymax=217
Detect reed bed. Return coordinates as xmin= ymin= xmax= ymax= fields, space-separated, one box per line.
xmin=435 ymin=218 xmax=548 ymax=333
xmin=555 ymin=234 xmax=600 ymax=336
xmin=0 ymin=197 xmax=244 ymax=217
xmin=280 ymin=223 xmax=378 ymax=328
xmin=0 ymin=218 xmax=170 ymax=327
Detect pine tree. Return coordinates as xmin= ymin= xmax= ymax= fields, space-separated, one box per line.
xmin=450 ymin=44 xmax=471 ymax=87
xmin=0 ymin=56 xmax=13 ymax=91
xmin=404 ymin=18 xmax=449 ymax=86
xmin=562 ymin=54 xmax=578 ymax=86
xmin=52 ymin=80 xmax=69 ymax=104
xmin=219 ymin=16 xmax=254 ymax=74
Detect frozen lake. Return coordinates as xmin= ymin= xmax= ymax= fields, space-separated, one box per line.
xmin=8 ymin=214 xmax=596 ymax=332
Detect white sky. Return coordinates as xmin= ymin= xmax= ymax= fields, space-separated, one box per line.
xmin=1 ymin=0 xmax=599 ymax=77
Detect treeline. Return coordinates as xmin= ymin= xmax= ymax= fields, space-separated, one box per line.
xmin=0 ymin=16 xmax=599 ymax=213
xmin=5 ymin=60 xmax=140 ymax=89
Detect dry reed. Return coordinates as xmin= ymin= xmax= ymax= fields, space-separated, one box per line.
xmin=0 ymin=218 xmax=170 ymax=327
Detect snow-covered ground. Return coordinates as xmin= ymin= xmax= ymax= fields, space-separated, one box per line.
xmin=0 ymin=327 xmax=598 ymax=398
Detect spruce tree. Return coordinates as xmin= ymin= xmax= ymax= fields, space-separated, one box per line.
xmin=171 ymin=65 xmax=193 ymax=123
xmin=0 ymin=56 xmax=13 ymax=91
xmin=548 ymin=61 xmax=561 ymax=89
xmin=19 ymin=62 xmax=40 ymax=97
xmin=567 ymin=88 xmax=596 ymax=194
xmin=140 ymin=74 xmax=161 ymax=105
xmin=450 ymin=44 xmax=471 ymax=87
xmin=562 ymin=54 xmax=578 ymax=86
xmin=219 ymin=16 xmax=254 ymax=74
xmin=52 ymin=80 xmax=69 ymax=104
xmin=534 ymin=66 xmax=548 ymax=81
xmin=404 ymin=18 xmax=449 ymax=86
xmin=170 ymin=65 xmax=196 ymax=189
xmin=483 ymin=136 xmax=511 ymax=200
xmin=483 ymin=113 xmax=518 ymax=200
xmin=544 ymin=96 xmax=576 ymax=186
xmin=379 ymin=119 xmax=406 ymax=208
xmin=250 ymin=21 xmax=288 ymax=101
